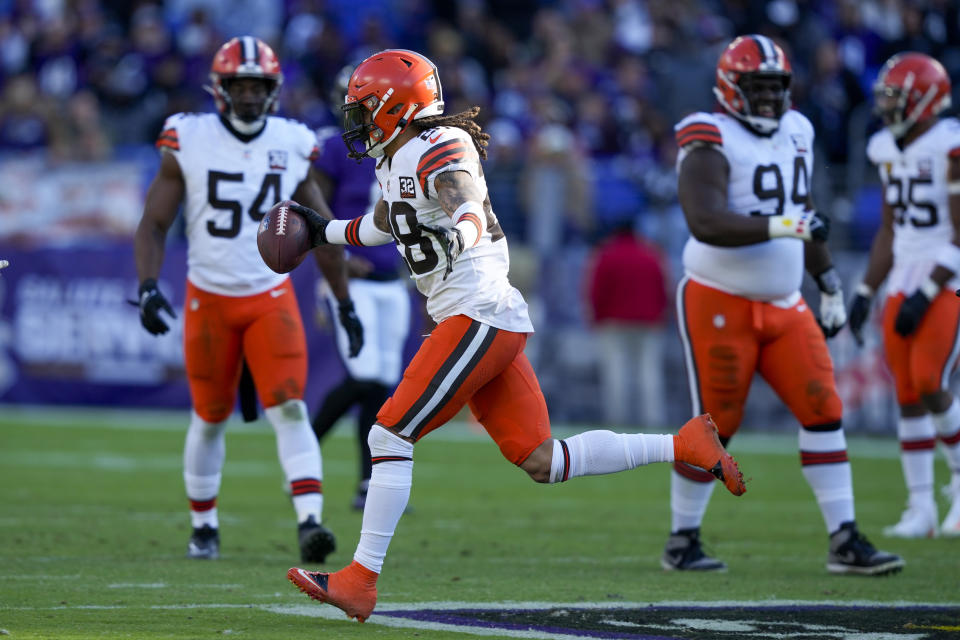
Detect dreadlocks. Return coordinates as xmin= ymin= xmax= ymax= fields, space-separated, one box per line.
xmin=413 ymin=106 xmax=490 ymax=160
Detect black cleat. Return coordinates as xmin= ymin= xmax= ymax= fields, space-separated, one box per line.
xmin=661 ymin=527 xmax=727 ymax=571
xmin=298 ymin=516 xmax=336 ymax=563
xmin=187 ymin=525 xmax=219 ymax=559
xmin=827 ymin=521 xmax=904 ymax=576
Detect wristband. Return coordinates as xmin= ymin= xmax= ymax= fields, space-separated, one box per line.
xmin=947 ymin=181 xmax=960 ymax=195
xmin=855 ymin=282 xmax=875 ymax=298
xmin=768 ymin=212 xmax=812 ymax=240
xmin=452 ymin=201 xmax=484 ymax=248
xmin=323 ymin=213 xmax=393 ymax=246
xmin=918 ymin=277 xmax=941 ymax=301
xmin=935 ymin=243 xmax=960 ymax=275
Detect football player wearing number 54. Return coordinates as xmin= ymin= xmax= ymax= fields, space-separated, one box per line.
xmin=284 ymin=48 xmax=746 ymax=623
xmin=848 ymin=52 xmax=960 ymax=539
xmin=663 ymin=35 xmax=902 ymax=576
xmin=133 ymin=37 xmax=363 ymax=563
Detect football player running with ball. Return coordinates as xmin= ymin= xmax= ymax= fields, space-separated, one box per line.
xmin=662 ymin=35 xmax=902 ymax=575
xmin=133 ymin=37 xmax=363 ymax=562
xmin=848 ymin=52 xmax=960 ymax=538
xmin=285 ymin=49 xmax=746 ymax=623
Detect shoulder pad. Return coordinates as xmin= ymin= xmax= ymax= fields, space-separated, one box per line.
xmin=866 ymin=129 xmax=895 ymax=164
xmin=674 ymin=112 xmax=722 ymax=150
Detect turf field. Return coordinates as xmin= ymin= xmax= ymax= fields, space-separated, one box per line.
xmin=1 ymin=407 xmax=958 ymax=639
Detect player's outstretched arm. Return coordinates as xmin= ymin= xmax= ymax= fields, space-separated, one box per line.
xmin=133 ymin=152 xmax=184 ymax=335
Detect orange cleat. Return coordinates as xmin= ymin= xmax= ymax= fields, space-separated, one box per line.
xmin=674 ymin=413 xmax=746 ymax=496
xmin=287 ymin=561 xmax=378 ymax=623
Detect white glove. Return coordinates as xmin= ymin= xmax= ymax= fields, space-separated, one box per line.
xmin=819 ymin=289 xmax=847 ymax=338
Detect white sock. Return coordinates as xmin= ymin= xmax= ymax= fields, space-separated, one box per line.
xmin=799 ymin=426 xmax=854 ymax=533
xmin=931 ymin=398 xmax=960 ymax=474
xmin=670 ymin=469 xmax=717 ymax=531
xmin=183 ymin=411 xmax=226 ymax=529
xmin=548 ymin=431 xmax=675 ymax=483
xmin=353 ymin=425 xmax=413 ymax=573
xmin=265 ymin=400 xmax=323 ymax=523
xmin=898 ymin=414 xmax=936 ymax=507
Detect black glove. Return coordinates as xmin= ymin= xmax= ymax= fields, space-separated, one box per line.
xmin=894 ymin=288 xmax=934 ymax=336
xmin=418 ymin=223 xmax=464 ymax=281
xmin=808 ymin=211 xmax=830 ymax=243
xmin=337 ymin=298 xmax=364 ymax=357
xmin=138 ymin=278 xmax=176 ymax=335
xmin=848 ymin=292 xmax=872 ymax=346
xmin=289 ymin=203 xmax=330 ymax=247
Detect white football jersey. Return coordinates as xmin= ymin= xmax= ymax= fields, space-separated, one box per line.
xmin=158 ymin=113 xmax=317 ymax=296
xmin=676 ymin=110 xmax=814 ymax=301
xmin=866 ymin=117 xmax=960 ymax=294
xmin=375 ymin=126 xmax=533 ymax=332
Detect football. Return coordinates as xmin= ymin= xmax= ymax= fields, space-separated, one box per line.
xmin=257 ymin=200 xmax=312 ymax=274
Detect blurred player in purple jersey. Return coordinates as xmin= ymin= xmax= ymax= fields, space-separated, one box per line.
xmin=311 ymin=66 xmax=411 ymax=510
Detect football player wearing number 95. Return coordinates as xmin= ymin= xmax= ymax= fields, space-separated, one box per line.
xmin=664 ymin=35 xmax=902 ymax=576
xmin=284 ymin=48 xmax=746 ymax=623
xmin=133 ymin=37 xmax=364 ymax=563
xmin=849 ymin=52 xmax=960 ymax=539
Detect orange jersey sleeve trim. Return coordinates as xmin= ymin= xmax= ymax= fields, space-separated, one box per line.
xmin=676 ymin=122 xmax=722 ymax=148
xmin=156 ymin=128 xmax=180 ymax=151
xmin=416 ymin=140 xmax=469 ymax=196
xmin=948 ymin=146 xmax=960 ymax=158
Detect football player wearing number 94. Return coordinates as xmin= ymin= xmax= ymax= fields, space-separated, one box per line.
xmin=133 ymin=37 xmax=363 ymax=563
xmin=664 ymin=35 xmax=902 ymax=576
xmin=848 ymin=52 xmax=960 ymax=539
xmin=284 ymin=49 xmax=746 ymax=623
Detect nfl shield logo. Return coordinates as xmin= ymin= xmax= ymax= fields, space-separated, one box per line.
xmin=268 ymin=150 xmax=288 ymax=170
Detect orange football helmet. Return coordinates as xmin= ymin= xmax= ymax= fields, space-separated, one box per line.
xmin=206 ymin=36 xmax=283 ymax=134
xmin=713 ymin=35 xmax=792 ymax=135
xmin=341 ymin=49 xmax=444 ymax=159
xmin=874 ymin=52 xmax=951 ymax=139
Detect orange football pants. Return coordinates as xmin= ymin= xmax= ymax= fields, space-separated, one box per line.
xmin=678 ymin=278 xmax=843 ymax=438
xmin=183 ymin=279 xmax=307 ymax=422
xmin=376 ymin=314 xmax=551 ymax=465
xmin=882 ymin=290 xmax=960 ymax=405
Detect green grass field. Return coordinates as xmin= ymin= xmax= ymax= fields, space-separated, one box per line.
xmin=1 ymin=407 xmax=958 ymax=639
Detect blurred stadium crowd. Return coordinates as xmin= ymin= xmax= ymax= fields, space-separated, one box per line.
xmin=1 ymin=0 xmax=958 ymax=426
xmin=4 ymin=0 xmax=959 ymax=246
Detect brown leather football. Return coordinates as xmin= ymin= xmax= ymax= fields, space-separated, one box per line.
xmin=257 ymin=200 xmax=311 ymax=274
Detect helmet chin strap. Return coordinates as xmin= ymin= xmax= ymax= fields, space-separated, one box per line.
xmin=366 ymin=102 xmax=420 ymax=157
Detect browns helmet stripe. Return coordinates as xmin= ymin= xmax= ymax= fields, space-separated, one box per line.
xmin=242 ymin=36 xmax=256 ymax=64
